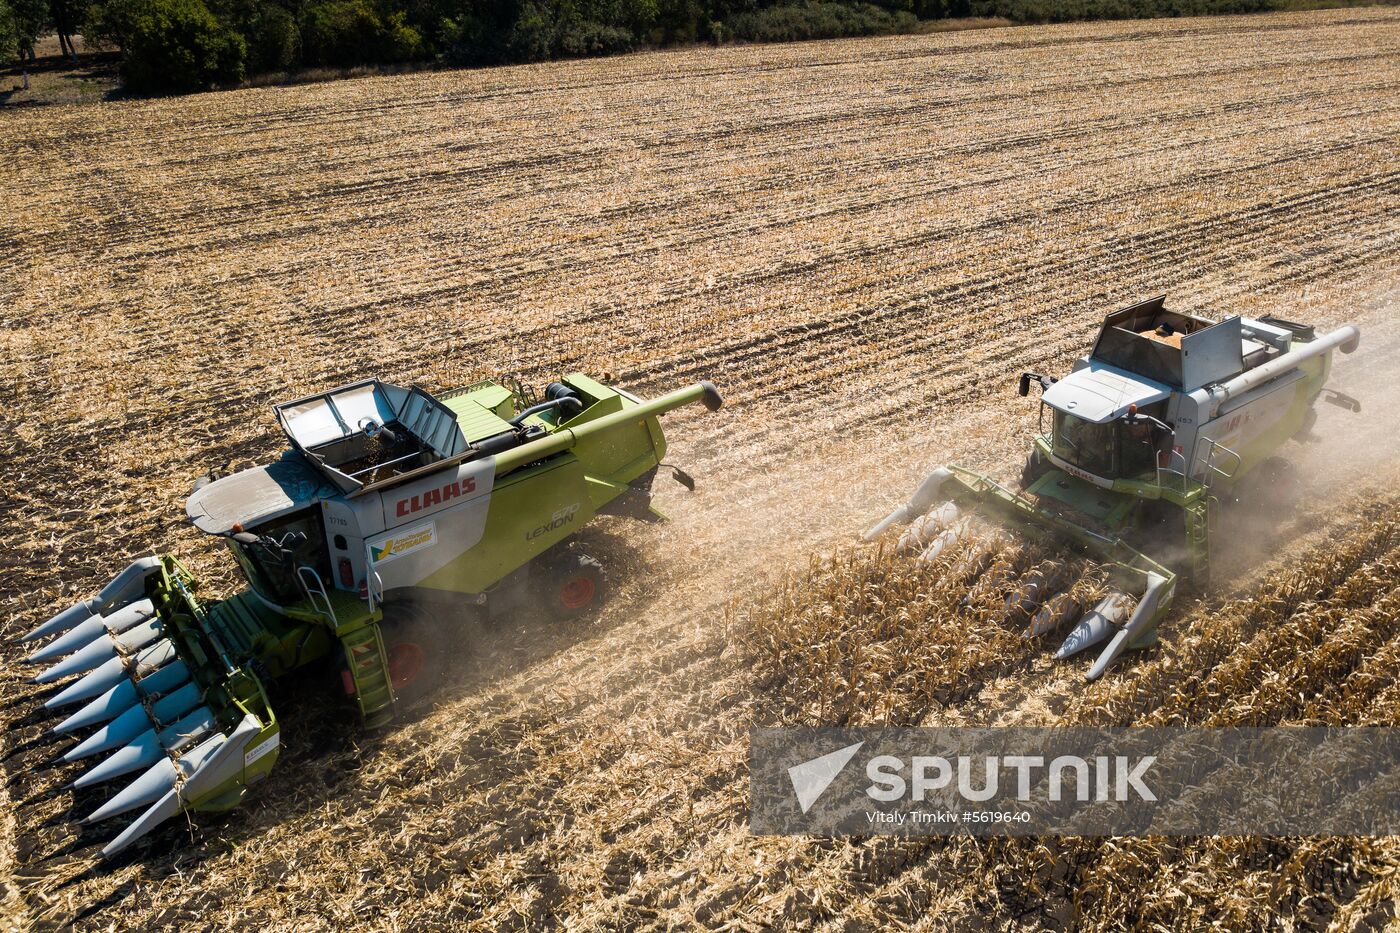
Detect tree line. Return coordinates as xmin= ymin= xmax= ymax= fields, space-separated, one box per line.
xmin=1 ymin=0 xmax=1283 ymax=95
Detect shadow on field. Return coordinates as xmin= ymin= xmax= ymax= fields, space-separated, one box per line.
xmin=0 ymin=45 xmax=121 ymax=108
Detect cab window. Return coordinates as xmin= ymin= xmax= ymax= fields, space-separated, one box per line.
xmin=1052 ymin=410 xmax=1116 ymax=477
xmin=1119 ymin=419 xmax=1159 ymax=478
xmin=227 ymin=508 xmax=331 ymax=607
xmin=1053 ymin=405 xmax=1168 ymax=481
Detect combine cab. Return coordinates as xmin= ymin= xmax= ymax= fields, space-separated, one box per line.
xmin=867 ymin=296 xmax=1360 ymax=679
xmin=20 ymin=373 xmax=722 ymax=856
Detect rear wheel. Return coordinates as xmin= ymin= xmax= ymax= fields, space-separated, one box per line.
xmin=543 ymin=552 xmax=607 ymax=619
xmin=386 ymin=641 xmax=427 ymax=691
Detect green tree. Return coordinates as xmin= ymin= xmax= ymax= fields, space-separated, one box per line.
xmin=505 ymin=0 xmax=552 ymax=60
xmin=51 ymin=0 xmax=80 ymax=58
xmin=10 ymin=0 xmax=44 ymax=51
xmin=437 ymin=0 xmax=524 ymax=66
xmin=1 ymin=0 xmax=45 ymax=88
xmin=101 ymin=0 xmax=247 ymax=92
xmin=246 ymin=4 xmax=299 ymax=71
xmin=300 ymin=0 xmax=421 ymax=67
xmin=210 ymin=0 xmax=301 ymax=73
xmin=0 ymin=0 xmax=18 ymax=68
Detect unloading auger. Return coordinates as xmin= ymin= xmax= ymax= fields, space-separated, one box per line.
xmin=866 ymin=296 xmax=1361 ymax=679
xmin=19 ymin=373 xmax=722 ymax=856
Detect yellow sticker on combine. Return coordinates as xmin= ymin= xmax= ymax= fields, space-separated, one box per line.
xmin=370 ymin=522 xmax=437 ymax=563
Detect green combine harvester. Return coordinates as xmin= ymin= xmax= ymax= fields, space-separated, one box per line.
xmin=867 ymin=296 xmax=1361 ymax=680
xmin=20 ymin=373 xmax=722 ymax=856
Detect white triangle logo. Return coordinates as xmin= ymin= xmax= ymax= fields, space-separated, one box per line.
xmin=787 ymin=741 xmax=865 ymax=814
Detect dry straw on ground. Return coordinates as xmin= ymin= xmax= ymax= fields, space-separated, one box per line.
xmin=730 ymin=498 xmax=1400 ymax=930
xmin=1 ymin=7 xmax=1398 ymax=929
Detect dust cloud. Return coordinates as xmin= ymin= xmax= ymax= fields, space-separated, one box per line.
xmin=1213 ymin=287 xmax=1400 ymax=582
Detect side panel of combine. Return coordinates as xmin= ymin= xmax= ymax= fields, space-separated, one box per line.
xmin=1192 ymin=356 xmax=1325 ymax=481
xmin=571 ymin=413 xmax=667 ymax=511
xmin=403 ymin=379 xmax=672 ymax=596
xmin=418 ymin=456 xmax=594 ymax=594
xmin=560 ymin=376 xmax=668 ymax=510
xmin=322 ymin=497 xmax=380 ymax=595
xmin=364 ymin=460 xmax=498 ymax=593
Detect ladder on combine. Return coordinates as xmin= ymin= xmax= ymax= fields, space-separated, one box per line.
xmin=1189 ymin=437 xmax=1244 ymax=585
xmin=1155 ymin=446 xmax=1220 ymax=584
xmin=295 ymin=565 xmax=396 ymax=727
xmin=1186 ymin=497 xmax=1211 ymax=582
xmin=340 ymin=625 xmax=395 ymax=727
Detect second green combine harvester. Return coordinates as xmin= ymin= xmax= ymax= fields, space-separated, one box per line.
xmin=867 ymin=296 xmax=1360 ymax=680
xmin=20 ymin=372 xmax=722 ymax=856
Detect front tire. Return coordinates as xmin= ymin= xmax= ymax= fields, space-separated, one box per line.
xmin=378 ymin=604 xmax=452 ymax=707
xmin=1021 ymin=447 xmax=1051 ymax=490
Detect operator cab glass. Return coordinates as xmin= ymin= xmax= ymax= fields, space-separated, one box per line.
xmin=1051 ymin=406 xmax=1165 ymax=482
xmin=227 ymin=508 xmax=332 ymax=608
xmin=1119 ymin=416 xmax=1160 ymax=478
xmin=1052 ymin=411 xmax=1115 ymax=477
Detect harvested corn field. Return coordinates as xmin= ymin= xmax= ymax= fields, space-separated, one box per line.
xmin=730 ymin=496 xmax=1400 ymax=929
xmin=2 ymin=6 xmax=1400 ymax=929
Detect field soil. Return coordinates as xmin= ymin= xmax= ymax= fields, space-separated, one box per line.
xmin=2 ymin=8 xmax=1398 ymax=929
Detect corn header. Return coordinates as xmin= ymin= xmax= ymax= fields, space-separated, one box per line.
xmin=20 ymin=373 xmax=722 ymax=856
xmin=867 ymin=296 xmax=1360 ymax=680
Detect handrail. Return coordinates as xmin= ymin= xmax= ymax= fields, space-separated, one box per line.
xmin=365 ymin=570 xmax=385 ymax=613
xmin=1155 ymin=447 xmax=1191 ymax=495
xmin=1202 ymin=439 xmax=1243 ymax=483
xmin=295 ymin=565 xmax=339 ymax=628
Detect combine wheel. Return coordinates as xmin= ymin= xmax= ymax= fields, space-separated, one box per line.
xmin=378 ymin=604 xmax=452 ymax=706
xmin=1021 ymin=448 xmax=1051 ymax=490
xmin=544 ymin=551 xmax=608 ymax=619
xmin=1241 ymin=457 xmax=1299 ymax=514
xmin=1226 ymin=453 xmax=1299 ymax=512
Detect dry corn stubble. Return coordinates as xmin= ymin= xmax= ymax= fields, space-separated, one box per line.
xmin=731 ymin=497 xmax=1400 ymax=930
